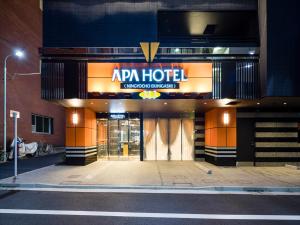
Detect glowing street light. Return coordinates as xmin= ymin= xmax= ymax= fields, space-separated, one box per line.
xmin=14 ymin=49 xmax=25 ymax=58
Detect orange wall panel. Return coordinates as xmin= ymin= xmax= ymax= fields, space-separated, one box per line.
xmin=227 ymin=128 xmax=237 ymax=147
xmin=75 ymin=128 xmax=86 ymax=147
xmin=216 ymin=108 xmax=236 ymax=128
xmin=211 ymin=109 xmax=218 ymax=128
xmin=205 ymin=108 xmax=237 ymax=148
xmin=210 ymin=128 xmax=217 ymax=146
xmin=84 ymin=128 xmax=92 ymax=146
xmin=66 ymin=108 xmax=85 ymax=128
xmin=66 ymin=128 xmax=75 ymax=147
xmin=76 ymin=108 xmax=85 ymax=128
xmin=65 ymin=108 xmax=75 ymax=128
xmin=205 ymin=128 xmax=211 ymax=146
xmin=66 ymin=108 xmax=97 ymax=148
xmin=216 ymin=128 xmax=227 ymax=147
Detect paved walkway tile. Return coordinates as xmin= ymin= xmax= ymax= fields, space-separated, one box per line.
xmin=1 ymin=160 xmax=300 ymax=187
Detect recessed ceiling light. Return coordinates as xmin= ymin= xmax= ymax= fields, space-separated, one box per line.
xmin=256 ymin=102 xmax=260 ymax=105
xmin=204 ymin=102 xmax=207 ymax=105
xmin=90 ymin=102 xmax=94 ymax=105
xmin=283 ymin=102 xmax=287 ymax=105
xmin=164 ymin=102 xmax=168 ymax=105
xmin=105 ymin=102 xmax=108 ymax=105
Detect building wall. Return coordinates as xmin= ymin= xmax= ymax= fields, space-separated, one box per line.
xmin=237 ymin=110 xmax=300 ymax=166
xmin=194 ymin=113 xmax=205 ymax=160
xmin=0 ymin=0 xmax=65 ymax=148
xmin=258 ymin=0 xmax=267 ymax=97
xmin=66 ymin=108 xmax=97 ymax=147
xmin=43 ymin=0 xmax=257 ymax=47
xmin=65 ymin=108 xmax=97 ymax=165
xmin=205 ymin=108 xmax=237 ymax=166
xmin=264 ymin=0 xmax=300 ymax=96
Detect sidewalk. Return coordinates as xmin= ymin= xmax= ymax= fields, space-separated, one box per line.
xmin=1 ymin=161 xmax=300 ymax=189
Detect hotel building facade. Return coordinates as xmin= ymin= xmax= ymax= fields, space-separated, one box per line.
xmin=40 ymin=0 xmax=300 ymax=166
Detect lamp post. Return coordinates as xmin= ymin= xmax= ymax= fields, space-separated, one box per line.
xmin=2 ymin=49 xmax=24 ymax=162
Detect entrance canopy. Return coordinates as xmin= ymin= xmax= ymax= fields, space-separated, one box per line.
xmin=58 ymin=97 xmax=300 ymax=114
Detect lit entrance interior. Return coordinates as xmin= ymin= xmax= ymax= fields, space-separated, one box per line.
xmin=97 ymin=116 xmax=141 ymax=160
xmin=96 ymin=112 xmax=194 ymax=161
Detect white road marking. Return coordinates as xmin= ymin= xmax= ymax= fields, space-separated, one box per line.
xmin=0 ymin=209 xmax=300 ymax=220
xmin=1 ymin=186 xmax=300 ymax=195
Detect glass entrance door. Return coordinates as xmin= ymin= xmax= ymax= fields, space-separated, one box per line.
xmin=108 ymin=120 xmax=119 ymax=159
xmin=119 ymin=119 xmax=129 ymax=159
xmin=97 ymin=116 xmax=140 ymax=160
xmin=129 ymin=119 xmax=140 ymax=159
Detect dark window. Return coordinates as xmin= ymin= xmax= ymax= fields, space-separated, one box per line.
xmin=36 ymin=116 xmax=43 ymax=133
xmin=32 ymin=115 xmax=35 ymax=125
xmin=31 ymin=114 xmax=53 ymax=134
xmin=44 ymin=117 xmax=49 ymax=133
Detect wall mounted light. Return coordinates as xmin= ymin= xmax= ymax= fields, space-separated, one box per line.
xmin=72 ymin=113 xmax=79 ymax=125
xmin=223 ymin=112 xmax=229 ymax=125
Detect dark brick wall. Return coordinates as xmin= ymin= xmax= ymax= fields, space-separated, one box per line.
xmin=0 ymin=0 xmax=65 ymax=147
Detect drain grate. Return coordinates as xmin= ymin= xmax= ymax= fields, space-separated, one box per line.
xmin=173 ymin=182 xmax=192 ymax=187
xmin=60 ymin=181 xmax=81 ymax=185
xmin=67 ymin=175 xmax=81 ymax=179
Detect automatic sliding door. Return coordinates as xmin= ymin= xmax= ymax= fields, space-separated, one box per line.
xmin=97 ymin=119 xmax=108 ymax=158
xmin=119 ymin=120 xmax=129 ymax=159
xmin=97 ymin=115 xmax=141 ymax=160
xmin=129 ymin=119 xmax=140 ymax=159
xmin=108 ymin=120 xmax=119 ymax=159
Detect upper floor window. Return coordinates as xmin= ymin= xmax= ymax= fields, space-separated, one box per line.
xmin=31 ymin=114 xmax=53 ymax=134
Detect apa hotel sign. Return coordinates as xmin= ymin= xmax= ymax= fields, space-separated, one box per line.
xmin=112 ymin=68 xmax=188 ymax=89
xmin=87 ymin=63 xmax=213 ymax=94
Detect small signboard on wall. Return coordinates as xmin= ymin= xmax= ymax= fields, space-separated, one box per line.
xmin=10 ymin=110 xmax=20 ymax=118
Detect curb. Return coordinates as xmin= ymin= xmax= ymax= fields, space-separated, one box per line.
xmin=1 ymin=183 xmax=300 ymax=193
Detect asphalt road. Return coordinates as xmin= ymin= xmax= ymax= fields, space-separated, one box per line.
xmin=0 ymin=190 xmax=300 ymax=225
xmin=0 ymin=153 xmax=65 ymax=179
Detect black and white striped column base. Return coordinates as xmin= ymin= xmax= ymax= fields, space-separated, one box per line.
xmin=65 ymin=146 xmax=98 ymax=165
xmin=205 ymin=146 xmax=237 ymax=166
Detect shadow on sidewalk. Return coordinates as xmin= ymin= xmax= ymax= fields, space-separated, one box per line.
xmin=0 ymin=153 xmax=65 ymax=179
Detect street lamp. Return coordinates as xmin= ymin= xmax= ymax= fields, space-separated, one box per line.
xmin=2 ymin=49 xmax=25 ymax=162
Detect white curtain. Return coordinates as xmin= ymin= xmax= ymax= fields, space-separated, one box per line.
xmin=182 ymin=119 xmax=194 ymax=160
xmin=169 ymin=119 xmax=182 ymax=160
xmin=143 ymin=118 xmax=194 ymax=161
xmin=144 ymin=119 xmax=156 ymax=160
xmin=156 ymin=119 xmax=168 ymax=160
